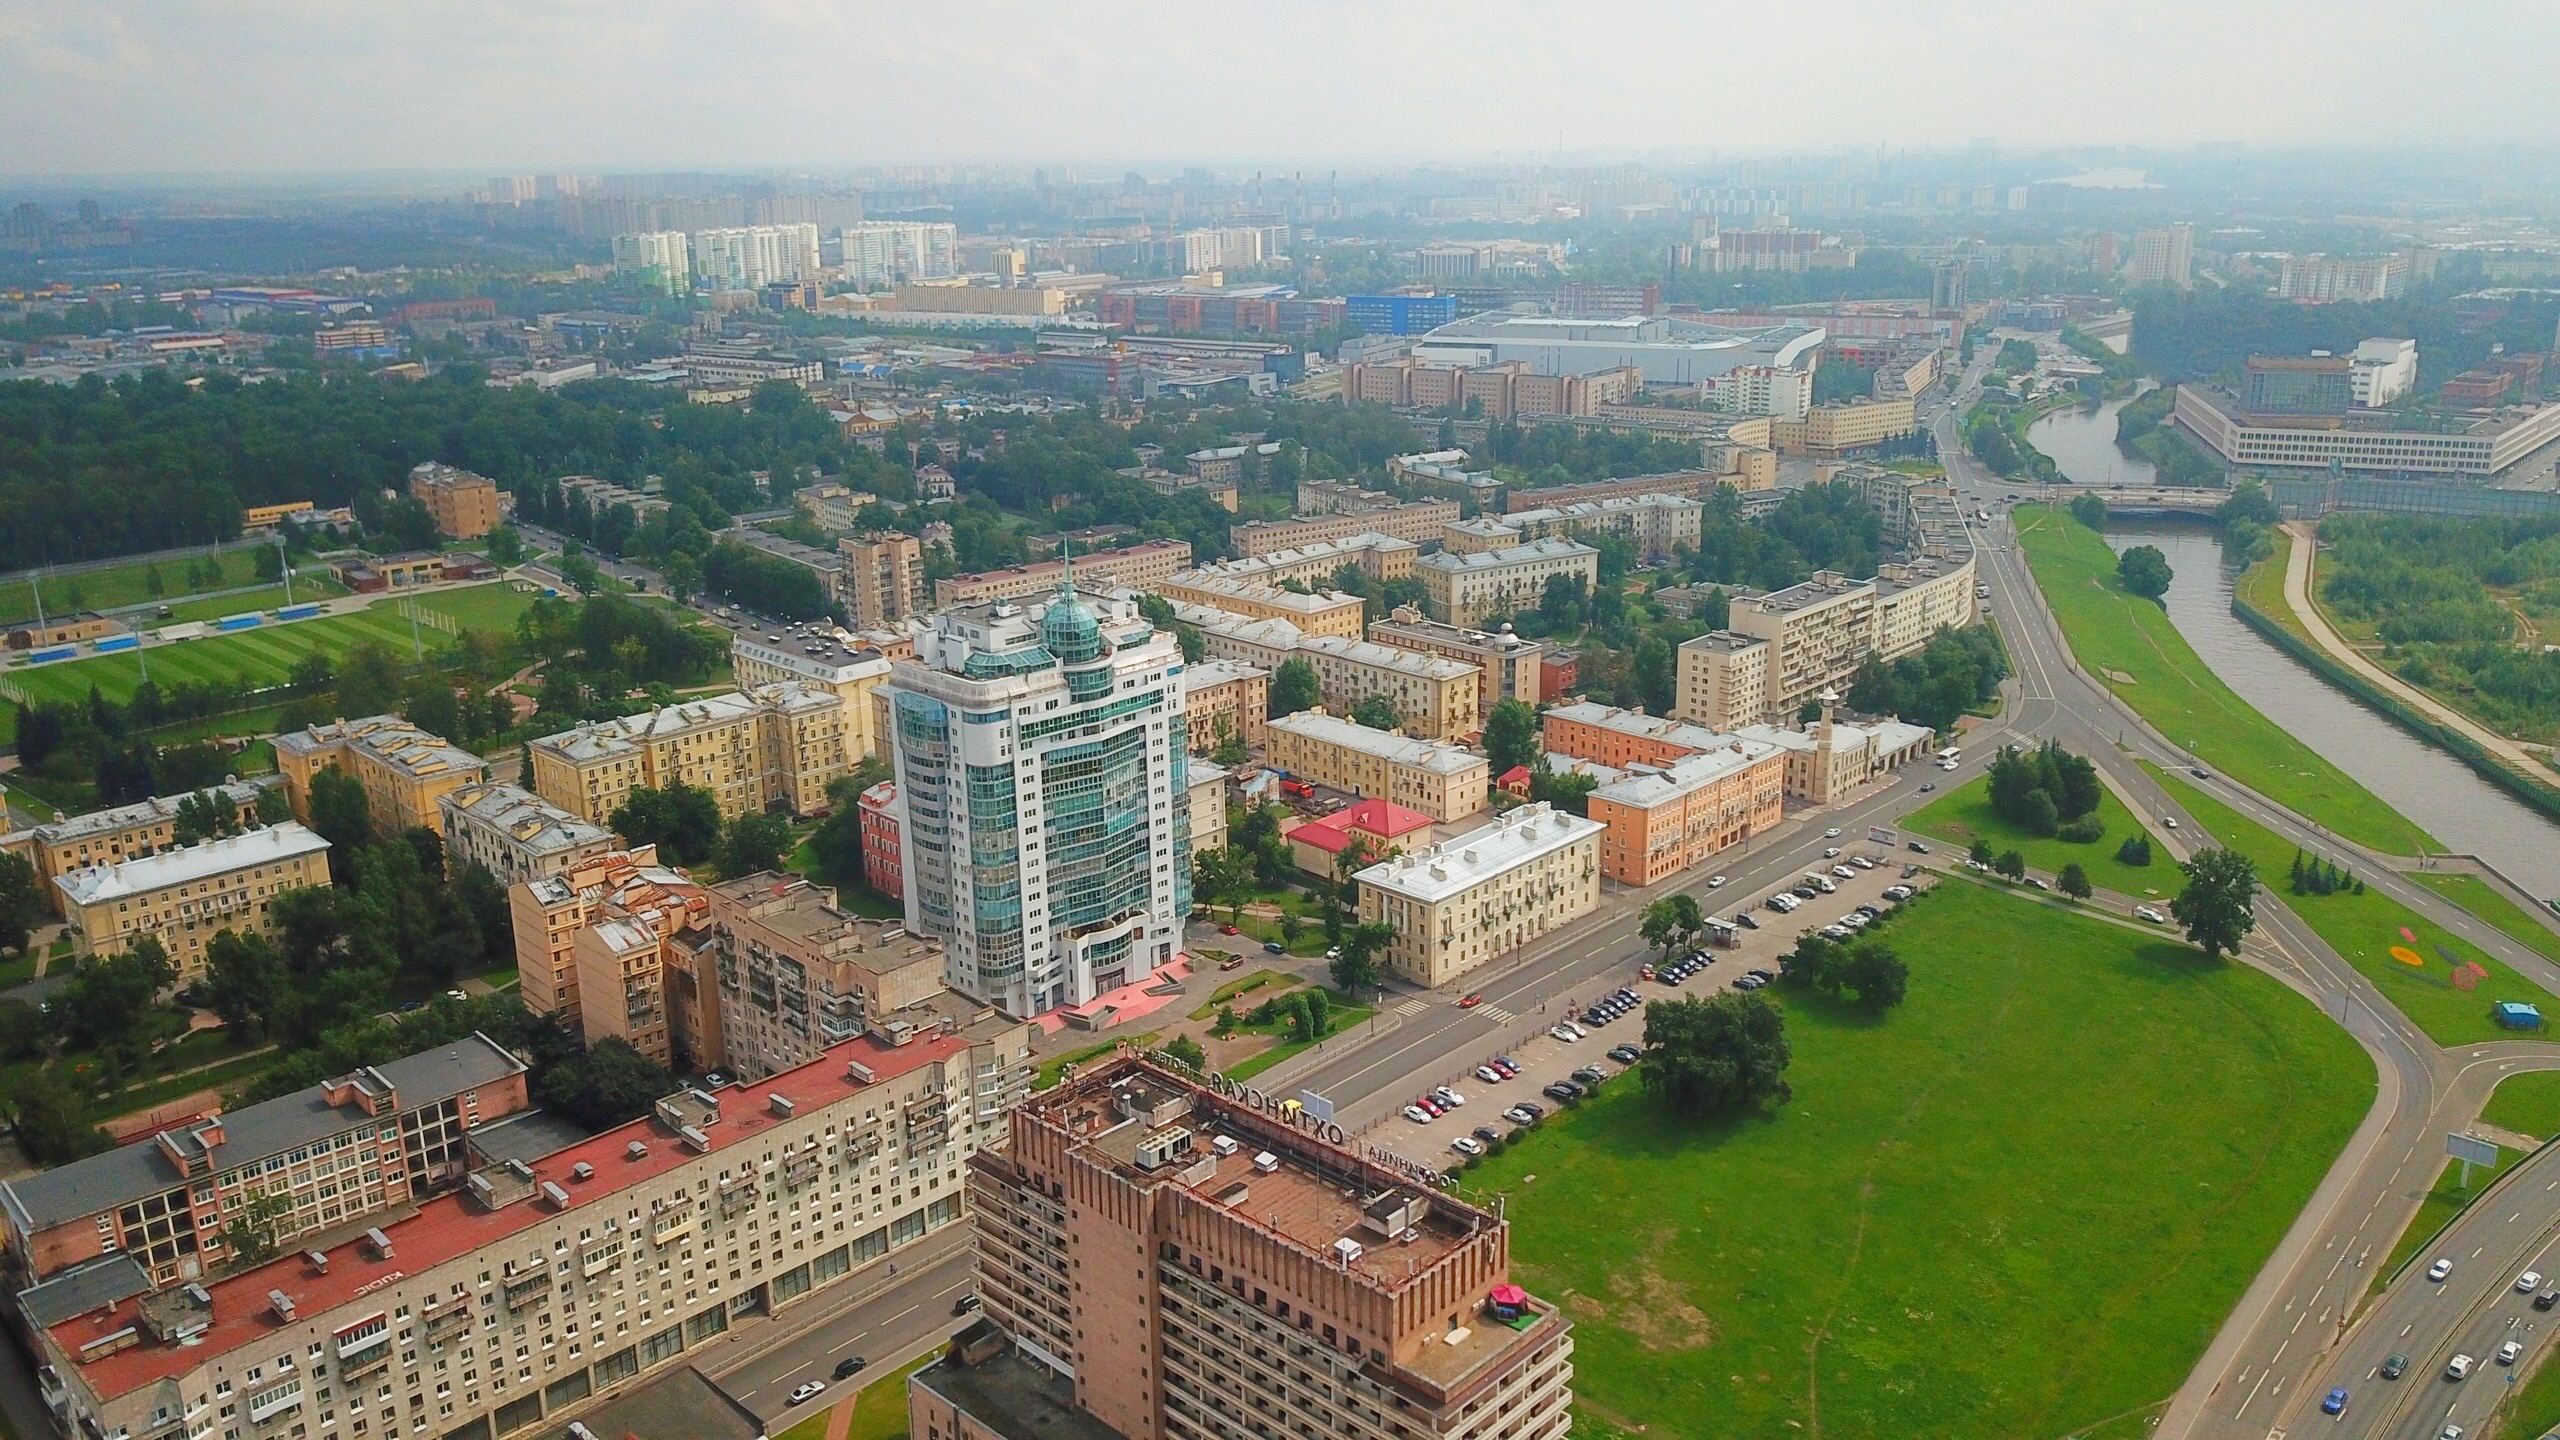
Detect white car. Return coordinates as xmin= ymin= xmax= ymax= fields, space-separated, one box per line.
xmin=2162 ymin=817 xmax=2179 ymax=829
xmin=2446 ymin=1353 xmax=2474 ymax=1381
xmin=2499 ymin=1340 xmax=2525 ymax=1366
xmin=1475 ymin=1065 xmax=1504 ymax=1085
xmin=789 ymin=1381 xmax=829 ymax=1406
xmin=1851 ymin=855 xmax=1875 ymax=870
xmin=1449 ymin=1136 xmax=1485 ymax=1157
xmin=1824 ymin=827 xmax=1842 ymax=839
xmin=1403 ymin=1105 xmax=1433 ymax=1124
xmin=1939 ymin=759 xmax=1958 ymax=771
xmin=1832 ymin=866 xmax=1855 ymax=880
xmin=2429 ymin=1257 xmax=2455 ymax=1282
xmin=2521 ymin=1270 xmax=2545 ymax=1294
xmin=1822 ymin=846 xmax=1843 ymax=859
xmin=1431 ymin=1086 xmax=1465 ymax=1109
xmin=2134 ymin=906 xmax=2166 ymax=924
xmin=1708 ymin=874 xmax=1727 ymax=888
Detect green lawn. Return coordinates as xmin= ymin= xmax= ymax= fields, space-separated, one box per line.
xmin=1190 ymin=967 xmax=1294 ymax=1020
xmin=0 ymin=546 xmax=277 ymax=623
xmin=2411 ymin=873 xmax=2560 ymax=968
xmin=2154 ymin=769 xmax=2560 ymax=1046
xmin=1221 ymin=993 xmax=1377 ymax=1080
xmin=1464 ymin=882 xmax=2373 ymax=1440
xmin=2383 ymin=1155 xmax=2522 ymax=1280
xmin=2484 ymin=1072 xmax=2560 ymax=1142
xmin=772 ymin=1345 xmax=944 ymax=1440
xmin=1904 ymin=773 xmax=2173 ymax=897
xmin=2013 ymin=506 xmax=2434 ymax=855
xmin=157 ymin=577 xmax=350 ymax=624
xmin=2496 ymin=1336 xmax=2560 ymax=1439
xmin=1035 ymin=1032 xmax=1158 ymax=1091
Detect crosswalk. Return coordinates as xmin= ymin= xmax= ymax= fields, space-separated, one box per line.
xmin=1389 ymin=997 xmax=1429 ymax=1017
xmin=1473 ymin=1003 xmax=1516 ymax=1024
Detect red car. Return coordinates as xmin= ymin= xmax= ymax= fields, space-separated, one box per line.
xmin=1220 ymin=924 xmax=1239 ymax=935
xmin=1458 ymin=993 xmax=1483 ymax=1008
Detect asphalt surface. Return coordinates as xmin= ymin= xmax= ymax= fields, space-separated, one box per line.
xmin=699 ymin=1228 xmax=977 ymax=1426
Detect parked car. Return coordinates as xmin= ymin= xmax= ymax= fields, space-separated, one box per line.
xmin=1572 ymin=1066 xmax=1607 ymax=1087
xmin=1431 ymin=1086 xmax=1465 ymax=1109
xmin=1475 ymin=1065 xmax=1504 ymax=1084
xmin=1608 ymin=1044 xmax=1642 ymax=1064
xmin=1542 ymin=1081 xmax=1584 ymax=1102
xmin=1220 ymin=924 xmax=1239 ymax=935
xmin=1883 ymin=885 xmax=1914 ymax=901
xmin=789 ymin=1382 xmax=829 ymax=1406
xmin=1819 ymin=925 xmax=1852 ymax=941
xmin=1450 ymin=1136 xmax=1485 ymax=1157
xmin=1851 ymin=855 xmax=1875 ymax=870
xmin=1503 ymin=1104 xmax=1541 ymax=1126
xmin=1747 ymin=969 xmax=1774 ymax=983
xmin=1473 ymin=1125 xmax=1501 ymax=1145
xmin=1262 ymin=941 xmax=1286 ymax=954
xmin=1493 ymin=1056 xmax=1520 ymax=1077
xmin=1734 ymin=912 xmax=1761 ymax=929
xmin=1734 ymin=975 xmax=1767 ymax=990
xmin=2023 ymin=876 xmax=2049 ymax=890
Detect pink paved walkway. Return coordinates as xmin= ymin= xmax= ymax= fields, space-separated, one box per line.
xmin=1032 ymin=957 xmax=1194 ymax=1034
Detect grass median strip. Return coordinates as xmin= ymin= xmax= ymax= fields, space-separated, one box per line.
xmin=2012 ymin=506 xmax=2433 ymax=855
xmin=2409 ymin=872 xmax=2560 ymax=967
xmin=1468 ymin=882 xmax=2371 ymax=1439
xmin=2152 ymin=768 xmax=2559 ymax=1046
xmin=1904 ymin=772 xmax=2172 ymax=897
xmin=2484 ymin=1072 xmax=2560 ymax=1143
xmin=2382 ymin=1153 xmax=2523 ymax=1281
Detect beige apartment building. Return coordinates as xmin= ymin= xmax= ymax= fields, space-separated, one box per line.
xmin=1178 ymin=660 xmax=1268 ymax=753
xmin=1586 ymin=741 xmax=1787 ymax=886
xmin=839 ymin=531 xmax=928 ymax=629
xmin=1357 ymin=802 xmax=1603 ymax=988
xmin=1156 ymin=571 xmax=1367 ymax=639
xmin=1874 ymin=556 xmax=1979 ymax=657
xmin=1175 ymin=605 xmax=1482 ymax=739
xmin=730 ymin=634 xmax=897 ymax=764
xmin=509 ymin=847 xmax=706 ymax=1053
xmin=438 ymin=781 xmax=618 ymax=887
xmin=1501 ymin=466 xmax=1767 ymax=514
xmin=1504 ymin=493 xmax=1704 ymax=563
xmin=1172 ymin=533 xmax=1415 ymax=587
xmin=528 ymin=682 xmax=848 ymax=826
xmin=1230 ymin=498 xmax=1461 ymax=556
xmin=0 ymin=1035 xmax=526 ymax=1290
xmin=1671 ymin=630 xmax=1775 ymax=730
xmin=275 ymin=714 xmax=492 ymax=836
xmin=0 ymin=780 xmax=275 ymax=915
xmin=1769 ymin=396 xmax=1917 ymax=458
xmin=1415 ymin=539 xmax=1601 ymax=626
xmin=949 ymin=1056 xmax=1575 ymax=1440
xmin=933 ymin=540 xmax=1192 ymax=609
xmin=1732 ymin=572 xmax=1878 ymax=718
xmin=408 ymin=461 xmax=503 ymax=538
xmin=1264 ymin=710 xmax=1489 ymax=822
xmin=703 ymin=873 xmax=1035 ymax=1097
xmin=1368 ymin=606 xmax=1544 ymax=712
xmin=1439 ymin=516 xmax=1525 ymax=554
xmin=53 ymin=823 xmax=333 ymax=974
xmin=38 ymin=1024 xmax=1000 ymax=1440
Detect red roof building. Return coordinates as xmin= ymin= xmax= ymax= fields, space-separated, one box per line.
xmin=1285 ymin=797 xmax=1437 ymax=874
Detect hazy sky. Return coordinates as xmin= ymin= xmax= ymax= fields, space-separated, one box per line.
xmin=4 ymin=1 xmax=2556 ymax=178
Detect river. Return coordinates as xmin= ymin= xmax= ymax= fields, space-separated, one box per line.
xmin=2097 ymin=523 xmax=2560 ymax=895
xmin=2025 ymin=387 xmax=2159 ymax=489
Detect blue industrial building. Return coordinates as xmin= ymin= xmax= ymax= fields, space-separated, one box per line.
xmin=1346 ymin=294 xmax=1458 ymax=336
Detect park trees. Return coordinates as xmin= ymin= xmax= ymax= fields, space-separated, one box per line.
xmin=1349 ymin=694 xmax=1401 ymax=731
xmin=1986 ymin=741 xmax=2102 ymax=838
xmin=536 ymin=1037 xmax=676 ymax=1131
xmin=1269 ymin=658 xmax=1320 ymax=718
xmin=2117 ymin=544 xmax=2173 ymax=602
xmin=0 ymin=851 xmax=46 ymax=956
xmin=717 ymin=811 xmax=794 ymax=879
xmin=2058 ymin=862 xmax=2093 ymax=899
xmin=1640 ymin=992 xmax=1792 ymax=1116
xmin=1640 ymin=895 xmax=1706 ymax=962
xmin=2069 ymin=493 xmax=2108 ymax=531
xmin=611 ymin=783 xmax=723 ymax=865
xmin=1779 ymin=934 xmax=1910 ymax=1011
xmin=2172 ymin=847 xmax=2259 ymax=960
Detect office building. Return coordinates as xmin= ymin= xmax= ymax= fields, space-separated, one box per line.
xmin=2242 ymin=355 xmax=2356 ymax=415
xmin=728 ymin=635 xmax=896 ymax=766
xmin=275 ymin=714 xmax=492 ymax=837
xmin=36 ymin=1024 xmax=997 ymax=1440
xmin=1157 ymin=572 xmax=1367 ymax=640
xmin=612 ymin=230 xmax=692 ymax=293
xmin=1264 ymin=711 xmax=1489 ymax=822
xmin=703 ymin=873 xmax=1034 ymax=1094
xmin=53 ymin=823 xmax=333 ymax=975
xmin=1367 ymin=607 xmax=1544 ymax=713
xmin=1230 ymin=500 xmax=1461 ymax=556
xmin=438 ymin=781 xmax=618 ymax=887
xmin=934 ymin=540 xmax=1193 ymax=609
xmin=2279 ymin=253 xmax=2409 ymax=304
xmin=1357 ymin=803 xmax=1602 ymax=987
xmin=841 ymin=531 xmax=928 ymax=629
xmin=2127 ymin=224 xmax=2195 ymax=289
xmin=0 ymin=1034 xmax=527 ymax=1289
xmin=0 ymin=780 xmax=275 ymax=916
xmin=407 ymin=462 xmax=504 ymax=539
xmin=1345 ymin=292 xmax=1458 ymax=335
xmin=1503 ymin=493 xmax=1704 ymax=563
xmin=1178 ymin=660 xmax=1269 ymax=754
xmin=1174 ymin=607 xmax=1482 ymax=741
xmin=528 ymin=684 xmax=849 ymax=827
xmin=691 ymin=223 xmax=821 ymax=292
xmin=886 ymin=587 xmax=1191 ymax=1017
xmin=1587 ymin=739 xmax=1788 ymax=885
xmin=1415 ymin=539 xmax=1601 ymax=627
xmin=946 ymin=1055 xmax=1575 ymax=1440
xmin=2441 ymin=369 xmax=2515 ymax=407
xmin=2173 ymin=385 xmax=2560 ymax=479
xmin=2352 ymin=338 xmax=2420 ymax=408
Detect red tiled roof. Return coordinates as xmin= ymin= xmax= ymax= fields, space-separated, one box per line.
xmin=1497 ymin=766 xmax=1532 ymax=786
xmin=1291 ymin=800 xmax=1435 ymax=853
xmin=58 ymin=1029 xmax=971 ymax=1403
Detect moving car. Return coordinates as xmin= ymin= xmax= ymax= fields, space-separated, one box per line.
xmin=2162 ymin=817 xmax=2179 ymax=830
xmin=2445 ymin=1353 xmax=2474 ymax=1381
xmin=1822 ymin=847 xmax=1843 ymax=859
xmin=1459 ymin=993 xmax=1483 ymax=1008
xmin=2519 ymin=1270 xmax=2543 ymax=1293
xmin=1918 ymin=782 xmax=1935 ymax=793
xmin=1708 ymin=874 xmax=1727 ymax=888
xmin=2134 ymin=906 xmax=2166 ymax=924
xmin=2429 ymin=1258 xmax=2455 ymax=1282
xmin=1908 ymin=841 xmax=1930 ymax=854
xmin=789 ymin=1381 xmax=829 ymax=1406
xmin=952 ymin=1294 xmax=980 ymax=1314
xmin=2499 ymin=1340 xmax=2525 ymax=1366
xmin=1824 ymin=827 xmax=1842 ymax=839
xmin=2321 ymin=1388 xmax=2348 ymax=1416
xmin=1262 ymin=941 xmax=1286 ymax=954
xmin=2381 ymin=1353 xmax=2408 ymax=1380
xmin=2534 ymin=1289 xmax=2558 ymax=1311
xmin=836 ymin=1356 xmax=870 ymax=1378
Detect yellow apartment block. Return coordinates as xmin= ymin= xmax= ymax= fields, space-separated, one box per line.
xmin=1356 ymin=802 xmax=1603 ymax=988
xmin=1155 ymin=572 xmax=1367 ymax=639
xmin=274 ymin=714 xmax=491 ymax=837
xmin=528 ymin=682 xmax=848 ymax=827
xmin=1263 ymin=709 xmax=1489 ymax=822
xmin=54 ymin=823 xmax=332 ymax=977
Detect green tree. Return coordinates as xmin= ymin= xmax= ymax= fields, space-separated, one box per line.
xmin=2117 ymin=544 xmax=2173 ymax=602
xmin=2116 ymin=834 xmax=2153 ymax=866
xmin=2172 ymin=847 xmax=2258 ymax=961
xmin=2069 ymin=493 xmax=2108 ymax=530
xmin=1348 ymin=694 xmax=1401 ymax=731
xmin=1330 ymin=921 xmax=1392 ymax=996
xmin=1993 ymin=849 xmax=2027 ymax=880
xmin=612 ymin=784 xmax=725 ymax=865
xmin=0 ymin=851 xmax=46 ymax=955
xmin=717 ymin=812 xmax=795 ymax=878
xmin=4 ymin=1070 xmax=110 ymax=1166
xmin=1279 ymin=911 xmax=1303 ymax=945
xmin=56 ymin=936 xmax=177 ymax=1052
xmin=1640 ymin=899 xmax=1685 ymax=962
xmin=1305 ymin=987 xmax=1331 ymax=1037
xmin=1162 ymin=1034 xmax=1207 ymax=1069
xmin=1969 ymin=839 xmax=1995 ymax=867
xmin=1269 ymin=658 xmax=1320 ymax=718
xmin=1482 ymin=699 xmax=1539 ymax=776
xmin=203 ymin=929 xmax=289 ymax=1041
xmin=485 ymin=524 xmax=525 ymax=565
xmin=2058 ymin=862 xmax=2092 ymax=899
xmin=1638 ymin=992 xmax=1792 ymax=1116
xmin=537 ymin=1038 xmax=674 ymax=1130
xmin=1843 ymin=942 xmax=1909 ymax=1011
xmin=307 ymin=768 xmax=375 ymax=877
xmin=171 ymin=789 xmax=237 ymax=846
xmin=335 ymin=641 xmax=406 ymax=719
xmin=218 ymin=1188 xmax=297 ymax=1271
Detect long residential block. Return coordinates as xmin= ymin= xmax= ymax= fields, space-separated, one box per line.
xmin=275 ymin=714 xmax=492 ymax=837
xmin=528 ymin=683 xmax=848 ymax=826
xmin=1357 ymin=803 xmax=1603 ymax=988
xmin=53 ymin=822 xmax=332 ymax=973
xmin=1265 ymin=710 xmax=1490 ymax=822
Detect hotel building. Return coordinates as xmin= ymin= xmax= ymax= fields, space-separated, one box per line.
xmin=1356 ymin=804 xmax=1603 ymax=988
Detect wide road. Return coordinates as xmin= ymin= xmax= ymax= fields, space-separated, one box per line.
xmin=1934 ymin=347 xmax=2560 ymax=1440
xmin=696 ymin=1227 xmax=977 ymax=1427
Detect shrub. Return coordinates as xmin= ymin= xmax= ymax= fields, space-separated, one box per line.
xmin=2116 ymin=834 xmax=2154 ymax=866
xmin=2056 ymin=814 xmax=2106 ymax=844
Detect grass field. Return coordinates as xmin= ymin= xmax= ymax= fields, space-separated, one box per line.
xmin=0 ymin=546 xmax=276 ymax=623
xmin=2412 ymin=873 xmax=2560 ymax=968
xmin=0 ymin=584 xmax=538 ymax=743
xmin=1905 ymin=772 xmax=2173 ymax=898
xmin=2484 ymin=1072 xmax=2560 ymax=1142
xmin=1222 ymin=991 xmax=1377 ymax=1080
xmin=772 ymin=1346 xmax=943 ymax=1440
xmin=2497 ymin=1338 xmax=2560 ymax=1439
xmin=2154 ymin=769 xmax=2560 ymax=1046
xmin=2013 ymin=506 xmax=2435 ymax=855
xmin=1465 ymin=882 xmax=2373 ymax=1440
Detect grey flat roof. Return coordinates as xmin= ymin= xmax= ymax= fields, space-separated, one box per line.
xmin=557 ymin=1364 xmax=765 ymax=1440
xmin=13 ymin=1254 xmax=152 ymax=1329
xmin=0 ymin=1033 xmax=524 ymax=1235
xmin=465 ymin=1108 xmax=596 ymax=1170
xmin=912 ymin=1347 xmax=1125 ymax=1440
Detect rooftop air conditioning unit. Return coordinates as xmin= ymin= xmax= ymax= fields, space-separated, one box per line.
xmin=1252 ymin=1151 xmax=1280 ymax=1174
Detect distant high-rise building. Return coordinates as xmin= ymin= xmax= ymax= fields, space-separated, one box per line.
xmin=2128 ymin=224 xmax=2195 ymax=290
xmin=1930 ymin=258 xmax=1971 ymax=314
xmin=885 ymin=585 xmax=1191 ymax=1017
xmin=2279 ymin=253 xmax=2409 ymax=304
xmin=2351 ymin=338 xmax=2419 ymax=408
xmin=612 ymin=230 xmax=692 ymax=293
xmin=839 ymin=221 xmax=960 ymax=286
xmin=690 ymin=223 xmax=821 ymax=292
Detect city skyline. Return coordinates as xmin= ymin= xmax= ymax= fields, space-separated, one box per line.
xmin=5 ymin=1 xmax=2559 ymax=178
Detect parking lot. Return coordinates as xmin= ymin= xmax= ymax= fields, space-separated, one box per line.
xmin=1367 ymin=845 xmax=1935 ymax=1172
